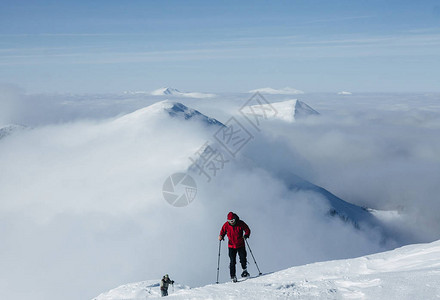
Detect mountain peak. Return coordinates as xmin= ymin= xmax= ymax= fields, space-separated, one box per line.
xmin=151 ymin=87 xmax=181 ymax=96
xmin=246 ymin=99 xmax=319 ymax=123
xmin=151 ymin=87 xmax=216 ymax=98
xmin=293 ymin=99 xmax=320 ymax=119
xmin=115 ymin=100 xmax=223 ymax=127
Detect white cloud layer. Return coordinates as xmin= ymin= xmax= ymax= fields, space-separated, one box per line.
xmin=0 ymin=88 xmax=439 ymax=300
xmin=150 ymin=87 xmax=216 ymax=98
xmin=249 ymin=87 xmax=305 ymax=95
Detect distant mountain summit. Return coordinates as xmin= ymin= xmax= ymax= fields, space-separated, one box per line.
xmin=151 ymin=87 xmax=181 ymax=96
xmin=150 ymin=87 xmax=216 ymax=98
xmin=249 ymin=87 xmax=305 ymax=95
xmin=247 ymin=99 xmax=319 ymax=123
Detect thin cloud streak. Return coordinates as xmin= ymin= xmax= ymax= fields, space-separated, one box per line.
xmin=1 ymin=32 xmax=439 ymax=66
xmin=0 ymin=33 xmax=153 ymax=38
xmin=303 ymin=15 xmax=376 ymax=25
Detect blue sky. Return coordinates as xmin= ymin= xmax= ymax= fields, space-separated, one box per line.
xmin=1 ymin=0 xmax=440 ymax=93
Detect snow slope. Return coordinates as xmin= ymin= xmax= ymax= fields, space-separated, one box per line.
xmin=151 ymin=87 xmax=216 ymax=98
xmin=114 ymin=100 xmax=224 ymax=127
xmin=93 ymin=280 xmax=190 ymax=299
xmin=93 ymin=239 xmax=440 ymax=299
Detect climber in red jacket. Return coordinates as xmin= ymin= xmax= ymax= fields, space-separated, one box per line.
xmin=219 ymin=212 xmax=251 ymax=282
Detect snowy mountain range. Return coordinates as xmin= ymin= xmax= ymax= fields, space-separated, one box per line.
xmin=150 ymin=87 xmax=216 ymax=98
xmin=93 ymin=239 xmax=440 ymax=299
xmin=121 ymin=101 xmax=384 ymax=230
xmin=130 ymin=100 xmax=383 ymax=234
xmin=249 ymin=87 xmax=305 ymax=95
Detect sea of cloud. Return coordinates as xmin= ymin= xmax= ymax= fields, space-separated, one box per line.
xmin=0 ymin=86 xmax=439 ymax=300
xmin=263 ymin=93 xmax=440 ymax=243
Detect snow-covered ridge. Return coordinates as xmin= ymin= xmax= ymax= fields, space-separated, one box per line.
xmin=249 ymin=87 xmax=305 ymax=95
xmin=93 ymin=280 xmax=190 ymax=299
xmin=114 ymin=100 xmax=223 ymax=127
xmin=245 ymin=99 xmax=319 ymax=123
xmin=0 ymin=124 xmax=25 ymax=139
xmin=150 ymin=87 xmax=216 ymax=98
xmin=93 ymin=239 xmax=440 ymax=299
xmin=338 ymin=91 xmax=352 ymax=95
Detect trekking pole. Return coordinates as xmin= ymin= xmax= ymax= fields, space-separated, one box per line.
xmin=245 ymin=239 xmax=262 ymax=276
xmin=216 ymin=240 xmax=221 ymax=283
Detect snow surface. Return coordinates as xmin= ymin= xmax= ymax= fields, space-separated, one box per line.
xmin=93 ymin=280 xmax=190 ymax=299
xmin=93 ymin=239 xmax=440 ymax=299
xmin=338 ymin=91 xmax=353 ymax=95
xmin=249 ymin=87 xmax=305 ymax=95
xmin=150 ymin=87 xmax=216 ymax=98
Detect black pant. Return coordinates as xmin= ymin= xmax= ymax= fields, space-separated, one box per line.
xmin=161 ymin=289 xmax=168 ymax=297
xmin=229 ymin=247 xmax=247 ymax=278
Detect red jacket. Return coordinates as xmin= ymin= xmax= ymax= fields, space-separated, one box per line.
xmin=220 ymin=218 xmax=251 ymax=249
